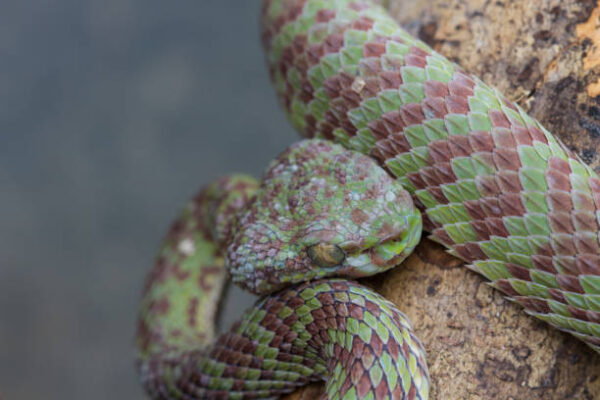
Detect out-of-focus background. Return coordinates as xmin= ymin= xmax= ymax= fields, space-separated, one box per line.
xmin=1 ymin=1 xmax=296 ymax=398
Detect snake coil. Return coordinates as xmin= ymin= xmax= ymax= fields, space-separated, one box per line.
xmin=137 ymin=0 xmax=600 ymax=399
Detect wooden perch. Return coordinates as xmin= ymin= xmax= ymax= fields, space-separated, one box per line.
xmin=285 ymin=0 xmax=600 ymax=398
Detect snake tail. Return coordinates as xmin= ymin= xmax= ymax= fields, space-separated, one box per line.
xmin=136 ymin=175 xmax=258 ymax=396
xmin=262 ymin=0 xmax=600 ymax=350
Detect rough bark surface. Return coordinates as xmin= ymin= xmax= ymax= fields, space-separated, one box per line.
xmin=285 ymin=0 xmax=600 ymax=399
xmin=390 ymin=0 xmax=600 ymax=170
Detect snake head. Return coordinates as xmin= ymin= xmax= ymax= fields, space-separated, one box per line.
xmin=227 ymin=139 xmax=422 ymax=295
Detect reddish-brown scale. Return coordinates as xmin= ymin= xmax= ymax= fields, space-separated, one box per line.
xmin=573 ymin=192 xmax=595 ymax=212
xmin=317 ymin=292 xmax=334 ymax=305
xmin=340 ymin=88 xmax=362 ymax=110
xmin=358 ymin=374 xmax=373 ymax=397
xmin=575 ymin=235 xmax=599 ymax=254
xmin=489 ymin=109 xmax=511 ymax=128
xmin=448 ymin=72 xmax=476 ymax=97
xmin=428 ymin=141 xmax=451 ymax=163
xmin=348 ymin=2 xmax=369 ymax=12
xmin=361 ymin=78 xmax=382 ymax=98
xmin=423 ymin=80 xmax=449 ymax=97
xmin=469 ymin=130 xmax=495 ymax=152
xmin=445 ymin=96 xmax=470 ymax=114
xmin=187 ymin=298 xmax=198 ymax=328
xmin=323 ymin=304 xmax=337 ymax=317
xmin=448 ymin=135 xmax=473 ymax=157
xmin=389 ymin=134 xmax=412 ymax=154
xmin=579 ymin=255 xmax=600 ymax=274
xmin=465 ymin=242 xmax=487 ymax=259
xmin=420 ymin=168 xmax=442 ymax=187
xmin=549 ymin=213 xmax=576 ymax=234
xmin=498 ymin=193 xmax=526 ymax=216
xmin=506 ymin=264 xmax=533 ymax=281
xmin=431 ymin=228 xmax=454 ymax=247
xmin=422 ymin=97 xmax=448 ymax=119
xmin=323 ymin=34 xmax=345 ymax=54
xmin=553 ymin=235 xmax=578 ymax=255
xmin=405 ymin=53 xmax=428 ymax=69
xmin=517 ymin=297 xmax=551 ymax=314
xmin=477 ymin=198 xmax=501 ymax=217
xmin=363 ymin=42 xmax=386 ymax=58
xmin=406 ymin=172 xmax=428 ymax=191
xmin=528 ymin=126 xmax=549 ymax=144
xmin=496 ymin=171 xmax=522 ymax=193
xmin=588 ymin=310 xmax=600 ymax=324
xmin=426 ymin=187 xmax=448 ymax=205
xmin=434 ymin=163 xmax=456 ymax=183
xmin=400 ymin=103 xmax=425 ymax=126
xmin=590 ymin=178 xmax=600 ymax=209
xmin=469 ymin=220 xmax=491 ymax=240
xmin=315 ymin=8 xmax=336 ymax=23
xmin=353 ymin=15 xmax=374 ymax=30
xmin=464 ymin=201 xmax=487 ymax=221
xmin=329 ymin=98 xmax=351 ymax=121
xmin=367 ymin=120 xmax=389 ymax=141
xmin=485 ymin=218 xmax=510 ymax=237
xmin=382 ymin=111 xmax=407 ymax=135
xmin=557 ymin=274 xmax=584 ymax=293
xmin=307 ymin=43 xmax=325 ymax=65
xmin=493 ymin=148 xmax=521 ymax=171
xmin=495 ymin=280 xmax=520 ymax=297
xmin=569 ymin=306 xmax=592 ymax=322
xmin=408 ymin=385 xmax=418 ymax=399
xmin=299 ymin=79 xmax=314 ymax=103
xmin=452 ymin=245 xmax=473 ymax=262
xmin=323 ymin=76 xmax=343 ymax=98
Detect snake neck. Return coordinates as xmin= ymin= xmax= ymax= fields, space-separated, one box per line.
xmin=195 ymin=175 xmax=260 ymax=250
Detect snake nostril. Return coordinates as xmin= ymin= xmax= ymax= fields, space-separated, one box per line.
xmin=307 ymin=243 xmax=346 ymax=268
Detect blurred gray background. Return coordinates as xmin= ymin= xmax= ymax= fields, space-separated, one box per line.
xmin=1 ymin=1 xmax=296 ymax=398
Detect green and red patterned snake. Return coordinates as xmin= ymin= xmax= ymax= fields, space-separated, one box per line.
xmin=136 ymin=0 xmax=600 ymax=398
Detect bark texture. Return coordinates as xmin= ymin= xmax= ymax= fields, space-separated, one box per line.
xmin=390 ymin=0 xmax=600 ymax=170
xmin=286 ymin=0 xmax=600 ymax=398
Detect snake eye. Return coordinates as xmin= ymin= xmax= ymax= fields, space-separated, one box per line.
xmin=307 ymin=243 xmax=345 ymax=267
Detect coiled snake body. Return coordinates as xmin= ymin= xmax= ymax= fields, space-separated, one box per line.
xmin=136 ymin=0 xmax=600 ymax=398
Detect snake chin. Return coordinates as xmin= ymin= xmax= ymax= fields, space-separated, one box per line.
xmin=341 ymin=215 xmax=423 ymax=278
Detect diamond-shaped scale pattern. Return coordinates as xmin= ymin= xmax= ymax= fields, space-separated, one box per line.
xmin=141 ymin=279 xmax=429 ymax=399
xmin=137 ymin=163 xmax=429 ymax=399
xmin=262 ymin=0 xmax=600 ymax=351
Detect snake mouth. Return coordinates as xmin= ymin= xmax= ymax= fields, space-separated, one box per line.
xmin=339 ymin=215 xmax=423 ymax=277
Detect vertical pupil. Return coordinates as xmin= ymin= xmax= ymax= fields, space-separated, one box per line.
xmin=307 ymin=243 xmax=345 ymax=267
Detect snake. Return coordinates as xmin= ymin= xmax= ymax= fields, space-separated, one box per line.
xmin=136 ymin=0 xmax=600 ymax=399
xmin=137 ymin=141 xmax=429 ymax=399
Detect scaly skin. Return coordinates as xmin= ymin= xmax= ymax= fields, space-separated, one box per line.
xmin=261 ymin=0 xmax=600 ymax=351
xmin=228 ymin=140 xmax=422 ymax=294
xmin=137 ymin=0 xmax=600 ymax=397
xmin=137 ymin=140 xmax=429 ymax=399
